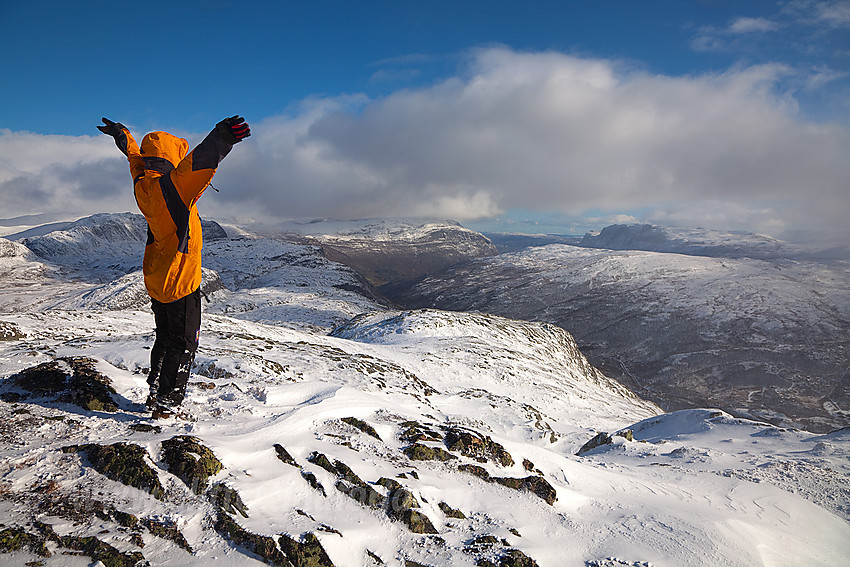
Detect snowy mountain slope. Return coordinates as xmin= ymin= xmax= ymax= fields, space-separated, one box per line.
xmin=255 ymin=218 xmax=499 ymax=288
xmin=0 ymin=213 xmax=848 ymax=566
xmin=7 ymin=213 xmax=387 ymax=333
xmin=1 ymin=306 xmax=848 ymax=567
xmin=391 ymin=243 xmax=850 ymax=433
xmin=201 ymin=236 xmax=389 ymax=333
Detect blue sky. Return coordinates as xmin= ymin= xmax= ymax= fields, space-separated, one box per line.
xmin=1 ymin=0 xmax=848 ymax=240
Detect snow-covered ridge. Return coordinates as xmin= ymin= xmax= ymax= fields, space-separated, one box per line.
xmin=270 ymin=217 xmax=477 ymax=242
xmin=0 ymin=212 xmax=848 ymax=566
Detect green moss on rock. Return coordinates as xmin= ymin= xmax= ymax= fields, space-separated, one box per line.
xmin=444 ymin=428 xmax=514 ymax=467
xmin=209 ymin=482 xmax=249 ymax=518
xmin=278 ymin=532 xmax=335 ymax=567
xmin=161 ymin=435 xmax=222 ymax=494
xmin=0 ymin=526 xmax=51 ymax=557
xmin=66 ymin=442 xmax=164 ymax=499
xmin=12 ymin=357 xmax=118 ymax=412
xmin=140 ymin=517 xmax=193 ymax=553
xmin=497 ymin=548 xmax=540 ymax=567
xmin=404 ymin=443 xmax=456 ymax=462
xmin=34 ymin=522 xmax=145 ymax=567
xmin=396 ymin=509 xmax=438 ymax=534
xmin=214 ymin=511 xmax=288 ymax=565
xmin=112 ymin=510 xmax=139 ymax=529
xmin=438 ymin=502 xmax=467 ymax=519
xmin=399 ymin=422 xmax=443 ymax=444
xmin=335 ymin=480 xmax=384 ymax=509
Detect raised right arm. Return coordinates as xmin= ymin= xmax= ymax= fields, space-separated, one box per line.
xmin=98 ymin=117 xmax=144 ymax=182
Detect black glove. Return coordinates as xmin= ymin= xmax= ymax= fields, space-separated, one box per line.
xmin=97 ymin=117 xmax=125 ymax=137
xmin=216 ymin=115 xmax=251 ymax=144
xmin=98 ymin=117 xmax=130 ymax=155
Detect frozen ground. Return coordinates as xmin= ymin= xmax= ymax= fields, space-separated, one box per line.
xmin=0 ymin=215 xmax=848 ymax=566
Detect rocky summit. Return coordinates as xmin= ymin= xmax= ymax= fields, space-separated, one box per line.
xmin=0 ymin=213 xmax=848 ymax=566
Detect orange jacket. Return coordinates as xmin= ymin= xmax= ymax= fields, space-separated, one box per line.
xmin=113 ymin=125 xmax=234 ymax=303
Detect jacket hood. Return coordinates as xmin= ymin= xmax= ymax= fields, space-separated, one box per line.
xmin=140 ymin=131 xmax=189 ymax=168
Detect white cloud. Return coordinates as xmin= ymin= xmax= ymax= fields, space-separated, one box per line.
xmin=729 ymin=16 xmax=780 ymax=34
xmin=2 ymin=48 xmax=849 ymax=243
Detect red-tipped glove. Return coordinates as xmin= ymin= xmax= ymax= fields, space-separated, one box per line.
xmin=216 ymin=115 xmax=251 ymax=144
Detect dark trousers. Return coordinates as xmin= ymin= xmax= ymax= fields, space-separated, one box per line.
xmin=147 ymin=288 xmax=201 ymax=406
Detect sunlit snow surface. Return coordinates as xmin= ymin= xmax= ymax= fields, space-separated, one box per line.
xmin=0 ymin=215 xmax=848 ymax=566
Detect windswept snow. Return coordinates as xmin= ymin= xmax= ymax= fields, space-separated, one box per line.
xmin=0 ymin=214 xmax=848 ymax=567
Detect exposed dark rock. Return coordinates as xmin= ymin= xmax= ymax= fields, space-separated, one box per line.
xmin=215 ymin=510 xmax=337 ymax=567
xmin=161 ymin=435 xmax=222 ymax=494
xmin=457 ymin=463 xmax=556 ymax=505
xmin=214 ymin=510 xmax=289 ymax=565
xmin=438 ymin=502 xmax=467 ymax=519
xmin=140 ymin=517 xmax=193 ymax=552
xmin=11 ymin=357 xmax=118 ymax=412
xmin=396 ymin=508 xmax=438 ymax=534
xmin=302 ymin=471 xmax=326 ymax=496
xmin=274 ymin=443 xmax=300 ymax=467
xmin=497 ymin=548 xmax=540 ymax=567
xmin=129 ymin=423 xmax=161 ymax=434
xmin=307 ymin=451 xmax=337 ymax=475
xmin=399 ymin=422 xmax=443 ymax=444
xmin=112 ymin=510 xmax=139 ymax=529
xmin=341 ymin=417 xmax=382 ymax=440
xmin=0 ymin=321 xmax=25 ymax=341
xmin=308 ymin=452 xmax=383 ymax=508
xmin=576 ymin=429 xmax=633 ymax=456
xmin=384 ymin=485 xmax=438 ymax=534
xmin=388 ymin=488 xmax=421 ymax=512
xmin=376 ymin=477 xmax=402 ymax=492
xmin=576 ymin=432 xmax=613 ymax=455
xmin=34 ymin=521 xmax=146 ymax=567
xmin=332 ymin=459 xmax=365 ymax=486
xmin=64 ymin=442 xmax=164 ymax=499
xmin=278 ymin=532 xmax=336 ymax=567
xmin=209 ymin=482 xmax=249 ymax=518
xmin=458 ymin=464 xmax=490 ymax=480
xmin=404 ymin=443 xmax=456 ymax=462
xmin=444 ymin=427 xmax=514 ymax=467
xmin=492 ymin=476 xmax=557 ymax=506
xmin=335 ymin=480 xmax=384 ymax=509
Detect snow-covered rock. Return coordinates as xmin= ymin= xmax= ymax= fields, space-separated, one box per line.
xmin=0 ymin=213 xmax=848 ymax=566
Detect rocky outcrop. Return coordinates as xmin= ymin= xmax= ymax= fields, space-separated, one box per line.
xmin=63 ymin=442 xmax=165 ymax=499
xmin=5 ymin=356 xmax=118 ymax=412
xmin=161 ymin=435 xmax=223 ymax=494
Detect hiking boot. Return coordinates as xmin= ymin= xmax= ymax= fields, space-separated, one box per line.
xmin=151 ymin=405 xmax=173 ymax=419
